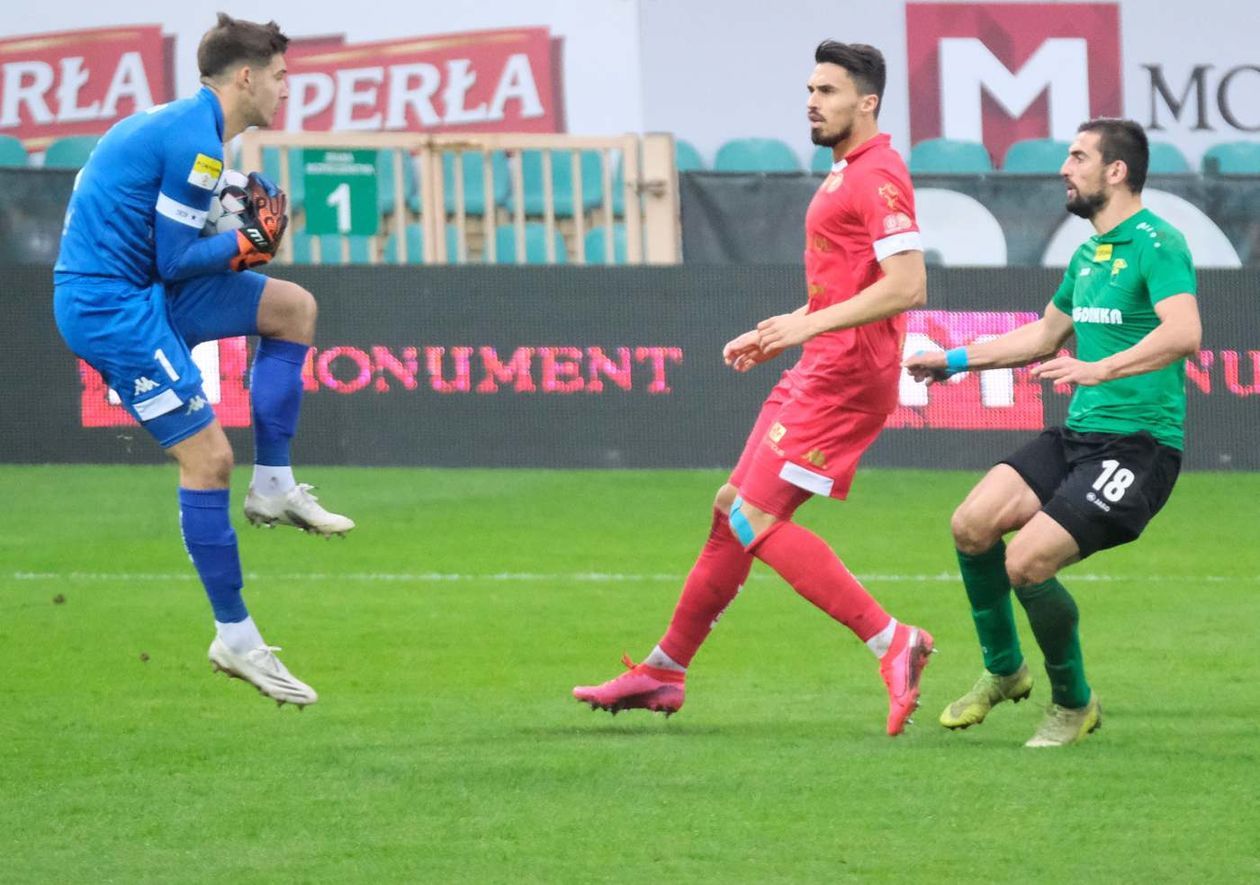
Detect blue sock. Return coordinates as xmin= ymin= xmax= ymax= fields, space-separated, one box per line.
xmin=250 ymin=338 xmax=309 ymax=466
xmin=178 ymin=488 xmax=247 ymax=623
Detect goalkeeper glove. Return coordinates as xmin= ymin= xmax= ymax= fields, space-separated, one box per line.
xmin=231 ymin=172 xmax=289 ymax=271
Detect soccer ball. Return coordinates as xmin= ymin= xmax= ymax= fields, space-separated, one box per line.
xmin=202 ymin=169 xmax=250 ymax=235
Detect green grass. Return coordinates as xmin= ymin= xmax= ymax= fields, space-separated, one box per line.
xmin=2 ymin=466 xmax=1258 ymax=882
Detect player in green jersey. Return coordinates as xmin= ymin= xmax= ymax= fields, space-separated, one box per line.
xmin=903 ymin=118 xmax=1201 ymax=747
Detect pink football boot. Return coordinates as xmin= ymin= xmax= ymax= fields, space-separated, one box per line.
xmin=879 ymin=624 xmax=935 ymax=736
xmin=573 ymin=655 xmax=685 ymax=716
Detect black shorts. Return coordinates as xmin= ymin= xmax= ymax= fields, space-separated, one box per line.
xmin=1000 ymin=426 xmax=1182 ymax=558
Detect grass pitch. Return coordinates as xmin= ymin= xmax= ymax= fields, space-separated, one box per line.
xmin=2 ymin=465 xmax=1258 ymax=882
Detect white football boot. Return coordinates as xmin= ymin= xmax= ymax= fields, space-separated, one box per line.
xmin=244 ymin=483 xmax=355 ymax=537
xmin=208 ymin=636 xmax=318 ymax=708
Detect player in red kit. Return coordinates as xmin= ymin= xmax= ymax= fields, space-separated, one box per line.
xmin=573 ymin=41 xmax=933 ymax=736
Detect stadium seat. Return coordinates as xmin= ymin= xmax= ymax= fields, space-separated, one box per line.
xmin=513 ymin=149 xmax=605 ymax=217
xmin=1001 ymin=138 xmax=1070 ymax=173
xmin=584 ymin=224 xmax=627 ymax=264
xmin=675 ymin=139 xmax=705 ymax=172
xmin=1201 ymin=141 xmax=1260 ymax=175
xmin=1147 ymin=141 xmax=1190 ymax=174
xmin=811 ymin=146 xmax=836 ymax=174
xmin=289 ymin=231 xmax=372 ymax=265
xmin=0 ymin=135 xmax=28 ymax=168
xmin=443 ymin=150 xmax=510 ymax=215
xmin=262 ymin=147 xmax=306 ymax=211
xmin=909 ymin=138 xmax=994 ymax=174
xmin=377 ymin=150 xmax=418 ymax=216
xmin=382 ymin=223 xmax=465 ymax=263
xmin=713 ymin=137 xmax=802 ymax=172
xmin=43 ymin=135 xmax=100 ymax=169
xmin=493 ymin=223 xmax=567 ymax=264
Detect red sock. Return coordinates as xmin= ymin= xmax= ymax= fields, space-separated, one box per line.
xmin=658 ymin=509 xmax=753 ymax=668
xmin=748 ymin=521 xmax=891 ymax=641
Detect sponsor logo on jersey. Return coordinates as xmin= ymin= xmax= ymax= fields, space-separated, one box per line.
xmin=883 ymin=212 xmax=913 ymax=234
xmin=133 ymin=376 xmax=159 ymax=395
xmin=188 ymin=153 xmax=223 ymax=190
xmin=808 ymin=282 xmax=826 ymax=298
xmin=1093 ymin=243 xmax=1113 ymax=262
xmin=186 ymin=395 xmax=207 ymax=414
xmin=1073 ymin=306 xmax=1124 ymax=325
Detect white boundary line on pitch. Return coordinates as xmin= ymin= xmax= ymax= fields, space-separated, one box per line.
xmin=10 ymin=571 xmax=1258 ymax=584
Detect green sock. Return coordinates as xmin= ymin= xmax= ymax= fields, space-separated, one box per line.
xmin=957 ymin=542 xmax=1023 ymax=676
xmin=1013 ymin=578 xmax=1091 ymax=708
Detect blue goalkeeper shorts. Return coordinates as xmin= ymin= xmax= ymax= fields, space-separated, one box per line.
xmin=54 ymin=270 xmax=267 ymax=447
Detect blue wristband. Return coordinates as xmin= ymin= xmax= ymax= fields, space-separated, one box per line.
xmin=945 ymin=347 xmax=969 ymax=375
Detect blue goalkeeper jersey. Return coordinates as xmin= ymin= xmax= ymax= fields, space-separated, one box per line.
xmin=54 ymin=86 xmax=239 ymax=286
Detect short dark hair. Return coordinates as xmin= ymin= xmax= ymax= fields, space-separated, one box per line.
xmin=814 ymin=40 xmax=886 ymax=116
xmin=197 ymin=13 xmax=289 ymax=81
xmin=1078 ymin=118 xmax=1149 ymax=193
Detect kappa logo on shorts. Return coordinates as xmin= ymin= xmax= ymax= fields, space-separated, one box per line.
xmin=133 ymin=376 xmax=159 ymax=396
xmin=186 ymin=395 xmax=207 ymax=414
xmin=768 ymin=422 xmax=788 ymax=443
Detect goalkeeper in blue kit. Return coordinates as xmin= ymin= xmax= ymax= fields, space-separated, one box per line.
xmin=53 ymin=14 xmax=353 ymax=707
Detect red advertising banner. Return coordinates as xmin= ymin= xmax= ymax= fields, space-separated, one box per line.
xmin=891 ymin=310 xmax=1045 ymax=430
xmin=283 ymin=27 xmax=564 ymax=134
xmin=906 ymin=3 xmax=1121 ymax=168
xmin=0 ymin=25 xmax=172 ymax=153
xmin=78 ymin=338 xmax=251 ymax=429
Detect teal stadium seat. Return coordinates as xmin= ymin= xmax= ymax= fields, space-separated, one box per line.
xmin=443 ymin=150 xmax=510 ymax=215
xmin=675 ymin=139 xmax=705 ymax=172
xmin=909 ymin=138 xmax=994 ymax=174
xmin=811 ymin=146 xmax=836 ymax=174
xmin=0 ymin=135 xmax=29 ymax=168
xmin=584 ymin=224 xmax=627 ymax=264
xmin=382 ymin=223 xmax=464 ymax=263
xmin=493 ymin=223 xmax=567 ymax=264
xmin=1201 ymin=141 xmax=1260 ymax=175
xmin=377 ymin=150 xmax=418 ymax=216
xmin=43 ymin=135 xmax=100 ymax=169
xmin=515 ymin=149 xmax=605 ymax=217
xmin=1147 ymin=141 xmax=1190 ymax=174
xmin=289 ymin=231 xmax=372 ymax=265
xmin=262 ymin=147 xmax=305 ymax=211
xmin=714 ymin=137 xmax=801 ymax=172
xmin=1002 ymin=138 xmax=1070 ymax=173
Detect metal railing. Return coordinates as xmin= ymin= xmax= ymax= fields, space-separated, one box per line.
xmin=233 ymin=131 xmax=682 ymax=266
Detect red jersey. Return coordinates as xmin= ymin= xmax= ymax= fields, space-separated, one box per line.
xmin=792 ymin=132 xmax=921 ymax=414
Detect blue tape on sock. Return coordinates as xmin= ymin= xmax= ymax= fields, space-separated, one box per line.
xmin=945 ymin=347 xmax=969 ymax=375
xmin=729 ymin=496 xmax=756 ymax=547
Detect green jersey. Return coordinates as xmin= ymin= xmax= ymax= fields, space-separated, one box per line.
xmin=1051 ymin=208 xmax=1197 ymax=450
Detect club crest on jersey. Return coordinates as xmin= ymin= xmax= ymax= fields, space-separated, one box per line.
xmin=804 ymin=449 xmax=828 ymax=468
xmin=877 ymin=182 xmax=901 ymax=210
xmin=1110 ymin=258 xmax=1128 ymax=277
xmin=769 ymin=422 xmax=787 ymax=443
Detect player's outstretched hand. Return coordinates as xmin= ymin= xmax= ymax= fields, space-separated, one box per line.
xmin=1030 ymin=355 xmax=1110 ymax=387
xmin=231 ymin=172 xmax=289 ymax=271
xmin=902 ymin=350 xmax=953 ymax=384
xmin=723 ymin=329 xmax=772 ymax=373
xmin=756 ymin=312 xmax=816 ymax=357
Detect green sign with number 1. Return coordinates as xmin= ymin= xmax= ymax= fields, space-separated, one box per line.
xmin=303 ymin=149 xmax=379 ymax=235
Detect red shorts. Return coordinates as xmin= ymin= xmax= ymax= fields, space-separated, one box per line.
xmin=729 ymin=372 xmax=890 ymax=519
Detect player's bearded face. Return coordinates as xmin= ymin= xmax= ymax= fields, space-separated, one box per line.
xmin=1062 ymin=134 xmax=1111 ymax=220
xmin=807 ymin=64 xmax=861 ymax=147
